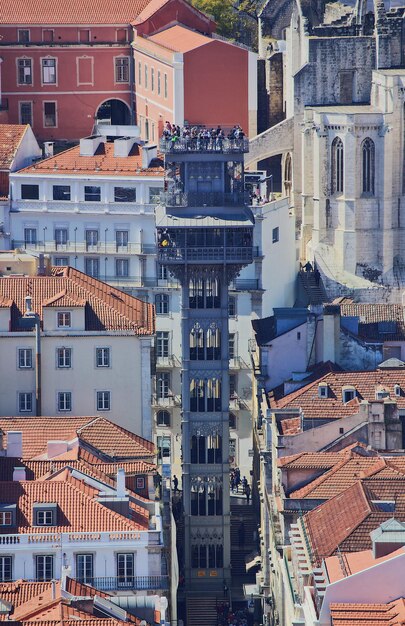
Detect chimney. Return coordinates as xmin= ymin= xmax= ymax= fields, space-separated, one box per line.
xmin=79 ymin=135 xmax=105 ymax=156
xmin=141 ymin=144 xmax=158 ymax=168
xmin=7 ymin=431 xmax=22 ymax=458
xmin=113 ymin=136 xmax=137 ymax=157
xmin=43 ymin=142 xmax=54 ymax=158
xmin=47 ymin=440 xmax=68 ymax=459
xmin=116 ymin=468 xmax=126 ymax=497
xmin=323 ymin=305 xmax=341 ymax=364
xmin=37 ymin=253 xmax=46 ymax=276
xmin=12 ymin=466 xmax=26 ymax=481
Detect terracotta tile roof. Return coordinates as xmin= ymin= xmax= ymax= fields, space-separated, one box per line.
xmin=147 ymin=25 xmax=212 ymax=52
xmin=339 ymin=301 xmax=405 ymax=342
xmin=0 ymin=125 xmax=28 ymax=170
xmin=0 ymin=479 xmax=146 ymax=533
xmin=0 ymin=267 xmax=154 ymax=334
xmin=19 ymin=143 xmax=164 ymax=177
xmin=270 ymin=368 xmax=405 ymax=421
xmin=330 ymin=599 xmax=405 ymax=625
xmin=0 ymin=416 xmax=155 ymax=460
xmin=0 ymin=0 xmax=153 ymax=24
xmin=0 ymin=581 xmax=60 ymax=619
xmin=325 ymin=547 xmax=405 ymax=583
xmin=279 ymin=417 xmax=301 ymax=435
xmin=278 ymin=450 xmax=347 ymax=469
xmin=302 ymin=481 xmax=405 ymax=562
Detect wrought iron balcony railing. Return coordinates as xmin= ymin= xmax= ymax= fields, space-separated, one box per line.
xmin=161 ymin=191 xmax=249 ymax=208
xmin=160 ymin=137 xmax=249 ymax=154
xmin=158 ymin=246 xmax=254 ymax=263
xmin=75 ymin=576 xmax=169 ymax=591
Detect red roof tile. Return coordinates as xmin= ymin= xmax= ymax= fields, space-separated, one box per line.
xmin=147 ymin=25 xmax=212 ymax=52
xmin=0 ymin=479 xmax=146 ymax=533
xmin=0 ymin=267 xmax=154 ymax=334
xmin=0 ymin=125 xmax=28 ymax=170
xmin=19 ymin=143 xmax=164 ymax=177
xmin=330 ymin=599 xmax=405 ymax=625
xmin=0 ymin=416 xmax=155 ymax=460
xmin=0 ymin=0 xmax=153 ymax=24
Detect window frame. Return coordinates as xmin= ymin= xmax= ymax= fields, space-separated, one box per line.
xmin=41 ymin=57 xmax=57 ymax=85
xmin=97 ymin=390 xmax=111 ymax=411
xmin=18 ymin=348 xmax=33 ymax=369
xmin=19 ymin=101 xmax=33 ymax=126
xmin=156 ymin=331 xmax=170 ymax=358
xmin=272 ymin=226 xmax=280 ymax=243
xmin=56 ymin=347 xmax=72 ymax=369
xmin=36 ymin=509 xmax=54 ymax=526
xmin=115 ymin=258 xmax=129 ymax=278
xmin=155 ymin=293 xmax=169 ymax=315
xmin=156 ymin=409 xmax=171 ymax=426
xmin=96 ymin=347 xmax=110 ymax=368
xmin=43 ymin=101 xmax=57 ymax=128
xmin=17 ymin=57 xmax=33 ymax=85
xmin=115 ymin=56 xmax=129 ymax=83
xmin=57 ymin=311 xmax=71 ymax=328
xmin=58 ymin=391 xmax=72 ymax=412
xmin=21 ymin=185 xmax=39 ymax=200
xmin=35 ymin=555 xmax=54 ymax=581
xmin=53 ymin=186 xmax=71 ymax=201
xmin=0 ymin=556 xmax=12 ymax=582
xmin=76 ymin=553 xmax=94 ymax=584
xmin=19 ymin=392 xmax=33 ymax=413
xmin=117 ymin=553 xmax=134 ymax=586
xmin=157 ymin=371 xmax=170 ymax=399
xmin=0 ymin=511 xmax=13 ymax=526
xmin=18 ymin=29 xmax=30 ymax=43
xmin=84 ymin=186 xmax=101 ymax=202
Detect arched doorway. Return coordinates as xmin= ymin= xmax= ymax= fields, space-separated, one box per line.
xmin=96 ymin=99 xmax=131 ymax=125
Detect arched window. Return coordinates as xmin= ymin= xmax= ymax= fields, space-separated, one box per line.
xmin=207 ymin=434 xmax=222 ymax=463
xmin=190 ymin=324 xmax=204 ymax=360
xmin=190 ymin=379 xmax=205 ymax=412
xmin=206 ymin=326 xmax=221 ymax=360
xmin=156 ymin=410 xmax=170 ymax=426
xmin=362 ymin=138 xmax=375 ymax=194
xmin=284 ymin=153 xmax=292 ymax=199
xmin=191 ymin=435 xmax=206 ymax=463
xmin=191 ymin=481 xmax=206 ymax=515
xmin=207 ymin=378 xmax=221 ymax=412
xmin=331 ymin=137 xmax=344 ymax=194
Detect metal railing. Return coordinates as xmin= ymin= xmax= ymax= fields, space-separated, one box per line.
xmin=161 ymin=191 xmax=249 ymax=207
xmin=230 ymin=278 xmax=261 ymax=290
xmin=158 ymin=246 xmax=253 ymax=263
xmin=78 ymin=575 xmax=169 ymax=591
xmin=12 ymin=240 xmax=156 ymax=255
xmin=159 ymin=137 xmax=249 ymax=154
xmin=11 ymin=201 xmax=157 ymax=214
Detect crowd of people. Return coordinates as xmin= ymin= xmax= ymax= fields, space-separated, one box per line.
xmin=161 ymin=122 xmax=246 ymax=151
xmin=217 ymin=603 xmax=252 ymax=626
xmin=230 ymin=468 xmax=251 ymax=504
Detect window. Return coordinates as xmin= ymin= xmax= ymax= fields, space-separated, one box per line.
xmin=96 ymin=347 xmax=110 ymax=367
xmin=22 ymin=185 xmax=39 ymax=200
xmin=136 ymin=477 xmax=145 ymax=489
xmin=84 ymin=186 xmax=101 ymax=202
xmin=331 ymin=137 xmax=344 ymax=194
xmin=54 ymin=227 xmax=68 ymax=244
xmin=229 ymin=334 xmax=236 ymax=360
xmin=115 ymin=258 xmax=129 ymax=277
xmin=157 ymin=435 xmax=171 ymax=462
xmin=116 ymin=28 xmax=127 ymax=43
xmin=117 ymin=553 xmax=134 ymax=586
xmin=157 ymin=372 xmax=170 ymax=399
xmin=76 ymin=554 xmax=93 ymax=583
xmin=229 ymin=296 xmax=236 ymax=317
xmin=57 ymin=312 xmax=71 ymax=327
xmin=138 ymin=62 xmax=141 ymax=86
xmin=43 ymin=29 xmax=54 ymax=42
xmin=151 ymin=68 xmax=155 ymax=92
xmin=156 ymin=331 xmax=169 ymax=357
xmin=53 ymin=186 xmax=70 ymax=201
xmin=19 ymin=102 xmax=33 ymax=125
xmin=157 ymin=410 xmax=170 ymax=426
xmin=58 ymin=391 xmax=72 ymax=411
xmin=272 ymin=227 xmax=279 ymax=243
xmin=115 ymin=230 xmax=129 ymax=247
xmin=144 ymin=65 xmax=148 ymax=89
xmin=164 ymin=73 xmax=168 ymax=98
xmin=284 ymin=152 xmax=292 ymax=199
xmin=0 ymin=557 xmax=12 ymax=582
xmin=36 ymin=510 xmax=54 ymax=526
xmin=54 ymin=257 xmax=69 ymax=266
xmin=0 ymin=511 xmax=12 ymax=526
xmin=44 ymin=102 xmax=56 ymax=127
xmin=229 ymin=374 xmax=237 ymax=398
xmin=115 ymin=57 xmax=129 ymax=82
xmin=85 ymin=258 xmax=99 ymax=278
xmin=85 ymin=229 xmax=99 ymax=247
xmin=191 ymin=545 xmax=223 ymax=569
xmin=318 ymin=383 xmax=328 ymax=398
xmin=114 ymin=187 xmax=136 ymax=202
xmin=57 ymin=347 xmax=71 ymax=368
xmin=42 ymin=58 xmax=56 ymax=84
xmin=158 ymin=265 xmax=168 ymax=280
xmin=229 ymin=413 xmax=237 ymax=429
xmin=149 ymin=187 xmax=161 ymax=203
xmin=24 ymin=227 xmax=37 ymax=245
xmin=342 ymin=386 xmax=356 ymax=403
xmin=36 ymin=555 xmax=53 ymax=581
xmin=18 ymin=58 xmax=32 ymax=85
xmin=79 ymin=29 xmax=90 ymax=42
xmin=19 ymin=392 xmax=32 ymax=413
xmin=362 ymin=137 xmax=375 ymax=194
xmin=18 ymin=29 xmax=30 ymax=43
xmin=18 ymin=348 xmax=32 ymax=369
xmin=157 ymin=70 xmax=161 ymax=95
xmin=155 ymin=294 xmax=169 ymax=315
xmin=97 ymin=391 xmax=110 ymax=411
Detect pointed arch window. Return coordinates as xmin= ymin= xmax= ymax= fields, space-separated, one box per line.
xmin=362 ymin=138 xmax=375 ymax=194
xmin=284 ymin=153 xmax=292 ymax=199
xmin=331 ymin=137 xmax=344 ymax=194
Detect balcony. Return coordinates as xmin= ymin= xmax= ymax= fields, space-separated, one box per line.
xmin=161 ymin=191 xmax=249 ymax=208
xmin=159 ymin=136 xmax=249 ymax=154
xmin=78 ymin=575 xmax=169 ymax=592
xmin=158 ymin=246 xmax=253 ymax=264
xmin=12 ymin=240 xmax=156 ymax=255
xmin=10 ymin=200 xmax=156 ymax=215
xmin=152 ymin=394 xmax=181 ymax=407
xmin=230 ymin=278 xmax=262 ymax=291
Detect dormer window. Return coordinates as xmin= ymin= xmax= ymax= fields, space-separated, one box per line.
xmin=57 ymin=312 xmax=71 ymax=328
xmin=375 ymin=388 xmax=389 ymax=400
xmin=33 ymin=503 xmax=57 ymax=526
xmin=0 ymin=505 xmax=15 ymax=526
xmin=394 ymin=384 xmax=401 ymax=397
xmin=342 ymin=385 xmax=356 ymax=403
xmin=318 ymin=383 xmax=328 ymax=398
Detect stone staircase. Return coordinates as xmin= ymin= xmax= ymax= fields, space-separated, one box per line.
xmin=297 ymin=270 xmax=328 ymax=306
xmin=230 ymin=503 xmax=259 ymax=596
xmin=186 ymin=595 xmax=222 ymax=626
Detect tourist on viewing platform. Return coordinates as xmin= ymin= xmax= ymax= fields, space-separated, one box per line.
xmin=161 ymin=124 xmax=245 ymax=152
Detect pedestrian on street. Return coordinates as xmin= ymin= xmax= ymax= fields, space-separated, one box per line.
xmin=172 ymin=475 xmax=179 ymax=492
